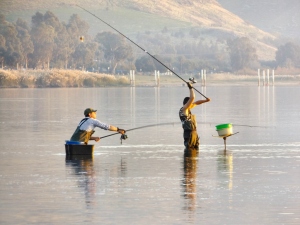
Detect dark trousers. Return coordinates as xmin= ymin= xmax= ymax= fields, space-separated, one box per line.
xmin=184 ymin=130 xmax=199 ymax=150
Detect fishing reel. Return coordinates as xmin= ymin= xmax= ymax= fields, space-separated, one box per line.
xmin=189 ymin=77 xmax=197 ymax=84
xmin=120 ymin=133 xmax=128 ymax=144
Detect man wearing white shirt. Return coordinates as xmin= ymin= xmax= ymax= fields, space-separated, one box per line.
xmin=70 ymin=108 xmax=125 ymax=144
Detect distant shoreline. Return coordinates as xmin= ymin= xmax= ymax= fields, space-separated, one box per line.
xmin=0 ymin=69 xmax=299 ymax=88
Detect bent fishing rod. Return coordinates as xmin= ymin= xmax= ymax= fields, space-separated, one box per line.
xmin=76 ymin=4 xmax=208 ymax=99
xmin=100 ymin=122 xmax=178 ymax=140
xmin=100 ymin=121 xmax=269 ymax=140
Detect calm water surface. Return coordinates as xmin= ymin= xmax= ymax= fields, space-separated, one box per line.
xmin=0 ymin=86 xmax=299 ymax=224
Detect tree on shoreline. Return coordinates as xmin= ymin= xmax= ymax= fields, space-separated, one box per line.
xmin=15 ymin=18 xmax=34 ymax=69
xmin=227 ymin=37 xmax=258 ymax=71
xmin=276 ymin=42 xmax=300 ymax=68
xmin=94 ymin=32 xmax=133 ymax=74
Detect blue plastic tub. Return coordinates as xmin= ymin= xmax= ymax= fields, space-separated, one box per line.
xmin=65 ymin=140 xmax=84 ymax=145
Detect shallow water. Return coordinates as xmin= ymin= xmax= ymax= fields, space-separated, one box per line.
xmin=0 ymin=85 xmax=299 ymax=224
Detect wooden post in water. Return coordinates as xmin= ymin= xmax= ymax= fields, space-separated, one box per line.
xmin=272 ymin=70 xmax=275 ymax=86
xmin=201 ymin=70 xmax=204 ymax=86
xmin=130 ymin=70 xmax=132 ymax=86
xmin=258 ymin=69 xmax=260 ymax=86
xmin=130 ymin=70 xmax=135 ymax=87
xmin=263 ymin=70 xmax=265 ymax=86
xmin=154 ymin=70 xmax=160 ymax=87
xmin=267 ymin=69 xmax=270 ymax=86
xmin=204 ymin=69 xmax=207 ymax=86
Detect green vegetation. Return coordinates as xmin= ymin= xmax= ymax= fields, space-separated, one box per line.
xmin=1 ymin=3 xmax=299 ymax=85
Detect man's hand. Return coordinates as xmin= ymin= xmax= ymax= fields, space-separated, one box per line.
xmin=187 ymin=82 xmax=193 ymax=89
xmin=117 ymin=128 xmax=126 ymax=134
xmin=94 ymin=137 xmax=100 ymax=142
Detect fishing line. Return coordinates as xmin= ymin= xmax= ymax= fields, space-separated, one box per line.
xmin=100 ymin=122 xmax=178 ymax=139
xmin=99 ymin=121 xmax=268 ymax=140
xmin=232 ymin=124 xmax=271 ymax=128
xmin=75 ymin=4 xmax=209 ymax=99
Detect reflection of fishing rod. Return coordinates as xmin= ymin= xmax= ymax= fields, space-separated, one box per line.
xmin=75 ymin=4 xmax=208 ymax=99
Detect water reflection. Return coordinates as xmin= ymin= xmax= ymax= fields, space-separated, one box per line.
xmin=130 ymin=87 xmax=136 ymax=126
xmin=182 ymin=148 xmax=199 ymax=213
xmin=217 ymin=150 xmax=233 ymax=191
xmin=65 ymin=155 xmax=96 ymax=208
xmin=1 ymin=87 xmax=299 ymax=224
xmin=258 ymin=86 xmax=276 ymax=126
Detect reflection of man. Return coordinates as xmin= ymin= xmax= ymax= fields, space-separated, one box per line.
xmin=179 ymin=83 xmax=210 ymax=149
xmin=65 ymin=156 xmax=96 ymax=207
xmin=182 ymin=148 xmax=199 ymax=212
xmin=70 ymin=108 xmax=126 ymax=144
xmin=217 ymin=151 xmax=233 ymax=190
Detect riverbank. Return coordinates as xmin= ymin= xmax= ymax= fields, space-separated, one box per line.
xmin=0 ymin=69 xmax=130 ymax=88
xmin=0 ymin=69 xmax=299 ymax=88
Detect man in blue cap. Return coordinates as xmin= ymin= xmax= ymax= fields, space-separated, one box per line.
xmin=70 ymin=108 xmax=126 ymax=144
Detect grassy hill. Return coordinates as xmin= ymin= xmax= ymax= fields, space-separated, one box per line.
xmin=217 ymin=0 xmax=300 ymax=39
xmin=1 ymin=0 xmax=279 ymax=60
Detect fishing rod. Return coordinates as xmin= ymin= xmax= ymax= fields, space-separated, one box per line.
xmin=100 ymin=121 xmax=269 ymax=140
xmin=100 ymin=122 xmax=178 ymax=140
xmin=232 ymin=124 xmax=270 ymax=128
xmin=75 ymin=4 xmax=209 ymax=99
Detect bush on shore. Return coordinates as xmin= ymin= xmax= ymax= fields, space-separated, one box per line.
xmin=0 ymin=69 xmax=130 ymax=88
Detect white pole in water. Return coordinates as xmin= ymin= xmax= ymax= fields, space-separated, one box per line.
xmin=272 ymin=69 xmax=275 ymax=86
xmin=157 ymin=70 xmax=160 ymax=87
xmin=130 ymin=70 xmax=135 ymax=87
xmin=201 ymin=69 xmax=204 ymax=86
xmin=263 ymin=70 xmax=265 ymax=86
xmin=130 ymin=70 xmax=132 ymax=86
xmin=132 ymin=70 xmax=135 ymax=87
xmin=204 ymin=69 xmax=207 ymax=86
xmin=267 ymin=69 xmax=270 ymax=86
xmin=258 ymin=69 xmax=260 ymax=86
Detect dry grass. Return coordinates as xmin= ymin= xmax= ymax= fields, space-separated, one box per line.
xmin=0 ymin=69 xmax=130 ymax=88
xmin=1 ymin=69 xmax=299 ymax=88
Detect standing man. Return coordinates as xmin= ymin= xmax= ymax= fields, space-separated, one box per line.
xmin=70 ymin=108 xmax=126 ymax=144
xmin=179 ymin=83 xmax=210 ymax=149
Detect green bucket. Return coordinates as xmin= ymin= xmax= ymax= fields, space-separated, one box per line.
xmin=216 ymin=123 xmax=232 ymax=131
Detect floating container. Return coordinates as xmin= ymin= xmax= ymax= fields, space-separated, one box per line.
xmin=215 ymin=123 xmax=233 ymax=136
xmin=65 ymin=140 xmax=94 ymax=155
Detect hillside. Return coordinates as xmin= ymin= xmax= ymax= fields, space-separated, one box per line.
xmin=0 ymin=0 xmax=278 ymax=60
xmin=217 ymin=0 xmax=300 ymax=39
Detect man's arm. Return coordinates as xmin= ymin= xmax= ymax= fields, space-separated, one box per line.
xmin=90 ymin=136 xmax=100 ymax=142
xmin=108 ymin=125 xmax=126 ymax=134
xmin=182 ymin=83 xmax=195 ymax=113
xmin=194 ymin=98 xmax=211 ymax=105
